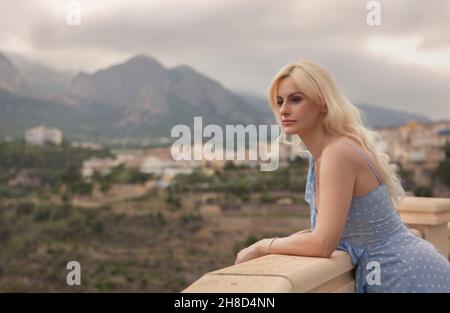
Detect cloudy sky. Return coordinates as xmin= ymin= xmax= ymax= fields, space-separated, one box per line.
xmin=1 ymin=0 xmax=449 ymax=120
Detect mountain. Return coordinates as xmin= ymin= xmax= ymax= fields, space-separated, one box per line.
xmin=0 ymin=52 xmax=27 ymax=94
xmin=0 ymin=54 xmax=272 ymax=139
xmin=4 ymin=51 xmax=74 ymax=100
xmin=67 ymin=55 xmax=271 ymax=136
xmin=236 ymin=92 xmax=273 ymax=116
xmin=0 ymin=88 xmax=84 ymax=138
xmin=0 ymin=52 xmax=434 ymax=140
xmin=357 ymin=104 xmax=430 ymax=128
xmin=69 ymin=55 xmax=169 ymax=114
xmin=0 ymin=89 xmax=124 ymax=139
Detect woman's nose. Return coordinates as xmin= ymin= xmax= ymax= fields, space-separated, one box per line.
xmin=279 ymin=102 xmax=290 ymax=115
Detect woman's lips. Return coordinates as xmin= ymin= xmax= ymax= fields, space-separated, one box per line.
xmin=282 ymin=119 xmax=296 ymax=125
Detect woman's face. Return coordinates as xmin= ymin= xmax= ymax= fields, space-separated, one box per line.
xmin=276 ymin=76 xmax=324 ymax=136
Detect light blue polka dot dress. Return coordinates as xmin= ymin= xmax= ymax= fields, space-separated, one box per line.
xmin=304 ymin=141 xmax=450 ymax=293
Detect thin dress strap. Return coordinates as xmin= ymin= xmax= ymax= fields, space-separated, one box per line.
xmin=342 ymin=140 xmax=382 ymax=184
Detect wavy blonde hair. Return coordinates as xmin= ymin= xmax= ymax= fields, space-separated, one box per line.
xmin=267 ymin=60 xmax=406 ymax=208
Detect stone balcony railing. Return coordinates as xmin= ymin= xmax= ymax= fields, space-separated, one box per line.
xmin=183 ymin=196 xmax=450 ymax=293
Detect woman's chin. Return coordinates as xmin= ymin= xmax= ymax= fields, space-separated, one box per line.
xmin=283 ymin=128 xmax=298 ymax=136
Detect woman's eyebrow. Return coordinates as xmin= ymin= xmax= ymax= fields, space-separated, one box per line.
xmin=276 ymin=92 xmax=304 ymax=99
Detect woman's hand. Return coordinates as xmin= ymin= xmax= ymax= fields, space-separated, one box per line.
xmin=234 ymin=239 xmax=271 ymax=265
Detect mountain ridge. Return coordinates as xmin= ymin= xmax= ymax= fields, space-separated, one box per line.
xmin=0 ymin=52 xmax=433 ymax=139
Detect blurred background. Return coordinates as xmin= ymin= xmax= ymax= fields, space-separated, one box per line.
xmin=0 ymin=0 xmax=449 ymax=292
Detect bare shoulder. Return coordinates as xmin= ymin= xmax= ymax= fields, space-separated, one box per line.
xmin=321 ymin=138 xmax=360 ymax=172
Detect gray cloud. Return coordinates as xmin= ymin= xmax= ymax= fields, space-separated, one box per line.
xmin=2 ymin=0 xmax=450 ymax=119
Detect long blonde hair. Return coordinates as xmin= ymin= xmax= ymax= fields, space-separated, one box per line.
xmin=267 ymin=60 xmax=406 ymax=208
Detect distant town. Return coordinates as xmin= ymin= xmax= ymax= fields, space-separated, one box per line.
xmin=18 ymin=119 xmax=450 ymax=199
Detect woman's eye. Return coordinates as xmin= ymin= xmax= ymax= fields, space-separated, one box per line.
xmin=292 ymin=97 xmax=302 ymax=103
xmin=277 ymin=101 xmax=283 ymax=107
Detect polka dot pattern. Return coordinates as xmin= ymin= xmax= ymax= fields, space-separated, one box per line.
xmin=304 ymin=155 xmax=450 ymax=293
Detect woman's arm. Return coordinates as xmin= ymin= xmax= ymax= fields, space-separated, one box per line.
xmin=289 ymin=228 xmax=312 ymax=236
xmin=235 ymin=143 xmax=357 ymax=264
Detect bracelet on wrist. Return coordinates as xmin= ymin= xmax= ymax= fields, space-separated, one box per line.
xmin=265 ymin=237 xmax=279 ymax=255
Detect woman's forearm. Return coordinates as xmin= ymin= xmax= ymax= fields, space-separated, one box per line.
xmin=289 ymin=228 xmax=311 ymax=236
xmin=260 ymin=232 xmax=332 ymax=258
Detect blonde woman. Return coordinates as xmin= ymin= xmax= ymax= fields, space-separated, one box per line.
xmin=234 ymin=60 xmax=450 ymax=293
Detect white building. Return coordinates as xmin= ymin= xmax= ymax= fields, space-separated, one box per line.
xmin=140 ymin=155 xmax=193 ymax=177
xmin=82 ymin=157 xmax=123 ymax=177
xmin=140 ymin=156 xmax=170 ymax=175
xmin=71 ymin=141 xmax=103 ymax=150
xmin=25 ymin=125 xmax=63 ymax=146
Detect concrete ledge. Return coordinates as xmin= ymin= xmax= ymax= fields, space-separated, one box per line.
xmin=409 ymin=228 xmax=423 ymax=238
xmin=397 ymin=197 xmax=450 ymax=225
xmin=397 ymin=196 xmax=450 ymax=258
xmin=183 ymin=251 xmax=355 ymax=293
xmin=182 ymin=275 xmax=292 ymax=293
